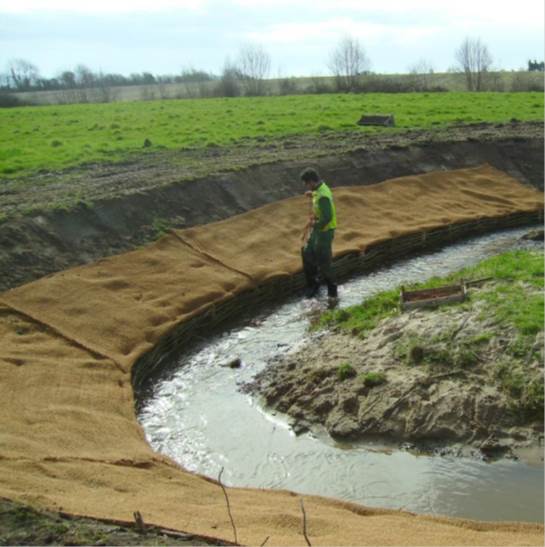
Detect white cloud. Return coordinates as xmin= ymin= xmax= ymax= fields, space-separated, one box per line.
xmin=0 ymin=0 xmax=208 ymax=13
xmin=3 ymin=0 xmax=542 ymax=27
xmin=233 ymin=0 xmax=543 ymax=27
xmin=243 ymin=18 xmax=441 ymax=47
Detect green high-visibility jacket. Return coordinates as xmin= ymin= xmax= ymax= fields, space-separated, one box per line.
xmin=312 ymin=182 xmax=337 ymax=231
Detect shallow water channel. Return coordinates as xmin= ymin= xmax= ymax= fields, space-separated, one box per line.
xmin=139 ymin=227 xmax=544 ymax=523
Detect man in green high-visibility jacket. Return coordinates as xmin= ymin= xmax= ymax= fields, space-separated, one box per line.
xmin=300 ymin=167 xmax=338 ymax=299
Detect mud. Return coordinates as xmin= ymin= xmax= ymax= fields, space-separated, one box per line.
xmin=246 ymin=280 xmax=545 ymax=460
xmin=0 ymin=122 xmax=543 ymax=292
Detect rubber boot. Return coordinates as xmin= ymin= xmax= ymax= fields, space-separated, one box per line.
xmin=305 ymin=283 xmax=320 ymax=299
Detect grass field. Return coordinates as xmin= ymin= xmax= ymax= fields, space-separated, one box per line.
xmin=0 ymin=92 xmax=543 ymax=178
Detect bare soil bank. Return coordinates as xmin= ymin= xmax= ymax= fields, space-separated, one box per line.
xmin=0 ymin=121 xmax=543 ymax=292
xmin=246 ymin=279 xmax=545 ymax=461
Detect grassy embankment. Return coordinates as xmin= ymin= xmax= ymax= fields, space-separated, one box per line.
xmin=318 ymin=249 xmax=545 ymax=417
xmin=1 ymin=92 xmax=543 ymax=178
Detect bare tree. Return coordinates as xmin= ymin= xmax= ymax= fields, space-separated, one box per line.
xmin=74 ymin=64 xmax=95 ymax=88
xmin=215 ymin=58 xmax=242 ymax=97
xmin=59 ymin=70 xmax=76 ymax=88
xmin=0 ymin=72 xmax=10 ymax=90
xmin=7 ymin=58 xmax=40 ymax=90
xmin=73 ymin=64 xmax=96 ymax=102
xmin=455 ymin=37 xmax=493 ymax=91
xmin=237 ymin=44 xmax=271 ymax=96
xmin=94 ymin=70 xmax=119 ymax=103
xmin=407 ymin=58 xmax=434 ymax=91
xmin=328 ymin=35 xmax=370 ymax=91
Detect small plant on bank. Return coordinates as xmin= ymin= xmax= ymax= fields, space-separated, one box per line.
xmin=507 ymin=334 xmax=541 ymax=361
xmin=422 ymin=346 xmax=453 ymax=367
xmin=469 ymin=332 xmax=493 ymax=345
xmin=337 ymin=362 xmax=356 ymax=381
xmin=397 ymin=336 xmax=426 ymax=366
xmin=454 ymin=344 xmax=480 ymax=368
xmin=408 ymin=344 xmax=425 ymax=365
xmin=360 ymin=371 xmax=387 ymax=387
xmin=495 ymin=360 xmax=544 ymax=418
xmin=396 ymin=334 xmax=481 ymax=369
xmin=523 ymin=377 xmax=545 ymax=416
xmin=152 ymin=217 xmax=171 ymax=238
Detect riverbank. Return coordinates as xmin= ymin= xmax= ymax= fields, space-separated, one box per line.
xmin=247 ymin=248 xmax=544 ymax=461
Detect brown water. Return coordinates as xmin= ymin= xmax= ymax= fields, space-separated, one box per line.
xmin=139 ymin=228 xmax=544 ymax=523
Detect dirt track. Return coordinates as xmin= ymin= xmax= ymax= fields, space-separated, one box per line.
xmin=0 ymin=121 xmax=543 ymax=291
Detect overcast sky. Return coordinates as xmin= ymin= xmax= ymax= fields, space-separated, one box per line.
xmin=1 ymin=0 xmax=543 ymax=78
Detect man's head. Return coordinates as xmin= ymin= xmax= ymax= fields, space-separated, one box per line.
xmin=300 ymin=167 xmax=321 ymax=191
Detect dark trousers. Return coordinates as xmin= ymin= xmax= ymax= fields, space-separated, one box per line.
xmin=301 ymin=229 xmax=337 ymax=295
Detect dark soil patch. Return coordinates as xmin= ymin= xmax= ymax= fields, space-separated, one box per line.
xmin=0 ymin=498 xmax=228 ymax=546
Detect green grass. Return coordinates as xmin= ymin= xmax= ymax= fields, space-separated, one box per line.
xmin=318 ymin=250 xmax=544 ymax=338
xmin=320 ymin=289 xmax=399 ymax=336
xmin=337 ymin=362 xmax=356 ymax=381
xmin=360 ymin=371 xmax=387 ymax=387
xmin=442 ymin=249 xmax=544 ymax=334
xmin=0 ymin=92 xmax=542 ymax=177
xmin=151 ymin=217 xmax=172 ymax=239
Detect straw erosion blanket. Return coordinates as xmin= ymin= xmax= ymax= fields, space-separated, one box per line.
xmin=0 ymin=164 xmax=543 ymax=546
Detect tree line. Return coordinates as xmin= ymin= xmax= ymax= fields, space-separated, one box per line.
xmin=1 ymin=62 xmax=215 ymax=92
xmin=2 ymin=36 xmax=543 ymax=98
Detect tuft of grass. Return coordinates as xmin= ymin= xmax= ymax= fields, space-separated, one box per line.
xmin=396 ymin=336 xmax=426 ymax=366
xmin=469 ymin=332 xmax=493 ymax=345
xmin=396 ymin=335 xmax=479 ymax=369
xmin=360 ymin=371 xmax=387 ymax=387
xmin=454 ymin=344 xmax=480 ymax=368
xmin=152 ymin=217 xmax=171 ymax=238
xmin=337 ymin=362 xmax=356 ymax=381
xmin=495 ymin=360 xmax=544 ymax=418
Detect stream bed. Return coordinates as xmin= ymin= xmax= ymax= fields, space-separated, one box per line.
xmin=139 ymin=227 xmax=544 ymax=523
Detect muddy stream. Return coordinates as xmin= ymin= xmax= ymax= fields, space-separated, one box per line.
xmin=139 ymin=228 xmax=544 ymax=523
